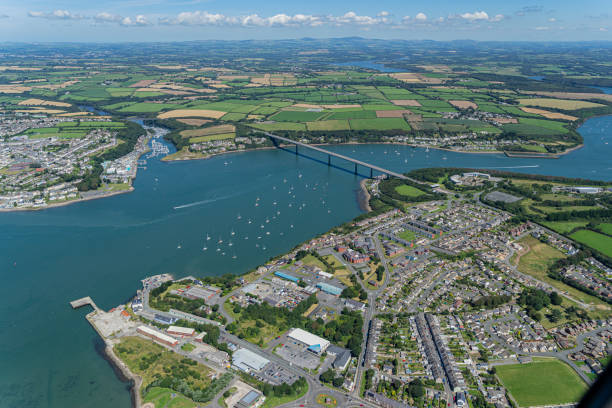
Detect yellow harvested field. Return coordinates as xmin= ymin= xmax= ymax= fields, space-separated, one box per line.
xmin=417 ymin=64 xmax=451 ymax=72
xmin=158 ymin=109 xmax=226 ymax=119
xmin=130 ymin=79 xmax=156 ymax=88
xmin=494 ymin=117 xmax=518 ymax=124
xmin=521 ymin=107 xmax=578 ymax=121
xmin=251 ymin=73 xmax=296 ymax=86
xmin=218 ymin=75 xmax=250 ymax=81
xmin=16 ymin=109 xmax=65 ymax=114
xmin=0 ymin=85 xmax=31 ymax=93
xmin=176 ymin=118 xmax=211 ymax=126
xmin=150 ymin=65 xmax=186 ymax=70
xmin=57 ymin=112 xmax=93 ymax=117
xmin=391 ymin=100 xmax=422 ymax=106
xmin=180 ymin=124 xmax=235 ymax=138
xmin=524 ymin=91 xmax=612 ymax=103
xmin=449 ymin=100 xmax=478 ymax=110
xmin=518 ymin=98 xmax=604 ymax=110
xmin=389 ymin=72 xmax=447 ymax=84
xmin=321 ymin=104 xmax=361 ymax=109
xmin=18 ymin=98 xmax=72 ymax=107
xmin=0 ymin=66 xmax=41 ymax=71
xmin=292 ymin=103 xmax=322 ymax=109
xmin=33 ymin=80 xmax=79 ymax=90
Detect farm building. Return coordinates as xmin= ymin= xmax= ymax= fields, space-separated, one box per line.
xmin=137 ymin=325 xmax=178 ymax=347
xmin=287 ymin=328 xmax=330 ymax=354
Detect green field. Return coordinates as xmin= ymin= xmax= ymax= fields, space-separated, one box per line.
xmin=306 ymin=120 xmax=350 ymax=131
xmin=249 ymin=122 xmax=306 ymax=131
xmin=496 ymin=359 xmax=587 ymax=407
xmin=596 ymin=223 xmax=612 ymax=236
xmin=114 ymin=337 xmax=212 ymax=390
xmin=543 ymin=220 xmax=589 ymax=234
xmin=570 ymin=229 xmax=612 ymax=258
xmin=271 ymin=110 xmax=327 ymax=122
xmin=518 ymin=236 xmax=608 ymax=306
xmin=117 ymin=102 xmax=177 ymax=113
xmin=398 ymin=230 xmax=417 ymax=242
xmin=189 ymin=133 xmax=234 ymax=143
xmin=143 ymin=387 xmax=196 ymax=408
xmin=221 ymin=112 xmax=246 ymax=121
xmin=395 ymin=184 xmax=425 ymax=197
xmin=349 ymin=118 xmax=411 ymax=130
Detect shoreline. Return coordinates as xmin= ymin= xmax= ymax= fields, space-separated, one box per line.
xmin=358 ymin=179 xmax=372 ymax=212
xmin=0 ymin=186 xmax=134 ymax=213
xmin=86 ymin=310 xmax=143 ymax=408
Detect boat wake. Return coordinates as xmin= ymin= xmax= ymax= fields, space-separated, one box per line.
xmin=173 ymin=194 xmax=235 ymax=210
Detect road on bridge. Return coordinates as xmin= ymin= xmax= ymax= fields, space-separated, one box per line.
xmin=265 ymin=132 xmax=425 ymax=183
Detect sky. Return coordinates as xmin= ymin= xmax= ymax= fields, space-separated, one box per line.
xmin=0 ymin=0 xmax=611 ymax=42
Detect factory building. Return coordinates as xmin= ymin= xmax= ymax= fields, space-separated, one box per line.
xmin=167 ymin=325 xmax=196 ymax=337
xmin=274 ymin=271 xmax=299 ymax=283
xmin=316 ymin=282 xmax=343 ymax=296
xmin=232 ymin=348 xmax=270 ymax=373
xmin=137 ymin=325 xmax=178 ymax=347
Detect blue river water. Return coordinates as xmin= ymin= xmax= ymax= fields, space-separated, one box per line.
xmin=0 ymin=116 xmax=611 ymax=408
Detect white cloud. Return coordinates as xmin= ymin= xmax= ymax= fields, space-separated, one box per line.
xmin=121 ymin=15 xmax=149 ymax=26
xmin=330 ymin=11 xmax=389 ymax=26
xmin=28 ymin=9 xmax=85 ymax=20
xmin=378 ymin=11 xmax=390 ymax=17
xmin=161 ymin=11 xmax=322 ymax=27
xmin=460 ymin=11 xmax=489 ymax=21
xmin=161 ymin=11 xmax=231 ymax=25
xmin=534 ymin=26 xmax=550 ymax=30
xmin=600 ymin=27 xmax=609 ymax=32
xmin=95 ymin=12 xmax=122 ymax=23
xmin=415 ymin=12 xmax=427 ymax=21
xmin=456 ymin=11 xmax=504 ymax=22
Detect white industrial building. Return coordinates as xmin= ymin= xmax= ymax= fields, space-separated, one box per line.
xmin=232 ymin=348 xmax=270 ymax=372
xmin=287 ymin=328 xmax=330 ymax=354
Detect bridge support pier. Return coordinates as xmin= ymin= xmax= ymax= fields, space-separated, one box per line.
xmin=328 ymin=155 xmax=331 ymax=166
xmin=354 ymin=163 xmax=357 ymax=174
xmin=370 ymin=167 xmax=373 ymax=178
xmin=295 ymin=145 xmax=298 ymax=155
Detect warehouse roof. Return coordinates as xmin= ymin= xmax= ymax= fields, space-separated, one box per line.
xmin=232 ymin=348 xmax=269 ymax=372
xmin=287 ymin=328 xmax=330 ymax=351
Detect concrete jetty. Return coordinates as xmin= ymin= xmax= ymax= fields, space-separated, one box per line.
xmin=69 ymin=296 xmax=100 ymax=312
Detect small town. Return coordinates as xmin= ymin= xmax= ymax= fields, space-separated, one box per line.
xmin=0 ymin=112 xmax=155 ymax=209
xmin=74 ymin=174 xmax=612 ymax=408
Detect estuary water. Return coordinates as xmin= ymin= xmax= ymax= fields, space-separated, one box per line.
xmin=1 ymin=116 xmax=611 ymax=408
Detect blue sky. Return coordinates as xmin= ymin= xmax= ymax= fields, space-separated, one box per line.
xmin=0 ymin=0 xmax=611 ymax=42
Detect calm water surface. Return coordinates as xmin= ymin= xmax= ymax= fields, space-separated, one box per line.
xmin=1 ymin=116 xmax=611 ymax=408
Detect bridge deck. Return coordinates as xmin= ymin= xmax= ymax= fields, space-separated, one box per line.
xmin=265 ymin=132 xmax=408 ymax=180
